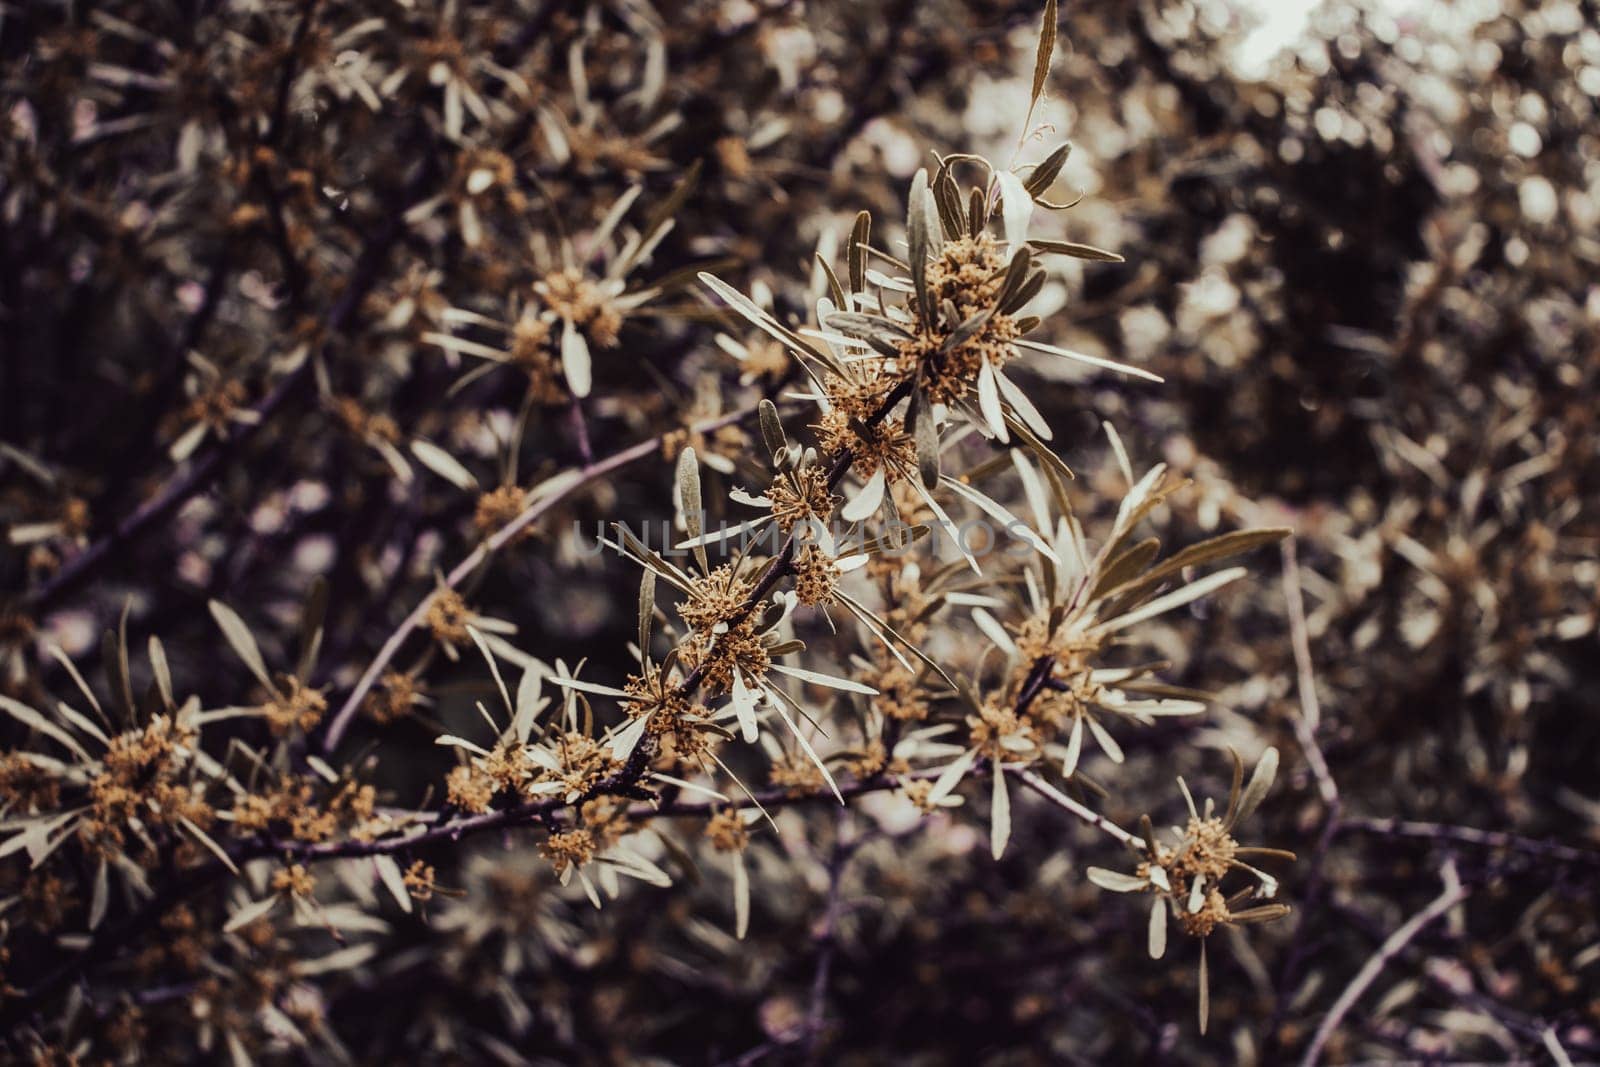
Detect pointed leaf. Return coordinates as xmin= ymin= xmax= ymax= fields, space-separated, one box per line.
xmin=1148 ymin=898 xmax=1167 ymax=959
xmin=513 ymin=666 xmax=543 ymax=743
xmin=1062 ymin=715 xmax=1085 ymax=777
xmin=908 ymin=169 xmax=932 ymax=314
xmin=1015 ymin=338 xmax=1162 ymax=382
xmin=990 ymin=763 xmax=1011 ymax=860
xmin=638 ymin=570 xmax=657 ymax=660
xmin=148 ymin=635 xmax=174 ymax=709
xmin=0 ymin=694 xmax=92 ymax=761
xmin=608 ymin=711 xmax=651 ymax=762
xmin=767 ymin=662 xmax=877 ymax=694
xmin=730 ymin=669 xmax=760 ymax=743
xmin=847 ymin=210 xmax=871 ymax=294
xmin=1029 ymin=237 xmax=1124 ymax=262
xmin=208 ymin=601 xmax=273 ymax=689
xmin=676 ymin=446 xmax=708 ymax=574
xmin=561 ymin=318 xmax=592 ymax=397
xmin=1100 ymin=528 xmax=1291 ymax=605
xmin=1030 ymin=0 xmax=1059 ymax=117
xmin=927 ymin=746 xmax=979 ymax=805
xmin=732 ymin=851 xmax=750 ymax=939
xmin=1087 ymin=867 xmax=1148 ymax=893
xmin=840 ymin=467 xmax=887 ymax=523
xmin=374 ymin=855 xmax=413 ymax=914
xmin=1235 ymin=746 xmax=1279 ymax=825
xmin=757 ymin=399 xmax=786 ymax=463
xmin=409 ymin=439 xmax=479 ymax=491
xmin=977 ymin=358 xmax=1009 ymax=442
xmin=1024 ymin=142 xmax=1072 ymax=198
xmin=89 ymin=857 xmax=110 ymax=930
xmin=1094 ymin=567 xmax=1246 ymax=635
xmin=910 ymin=389 xmax=940 ymax=490
xmin=224 ymin=895 xmax=280 ymax=933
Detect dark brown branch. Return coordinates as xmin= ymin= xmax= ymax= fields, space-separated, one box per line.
xmin=1337 ymin=816 xmax=1600 ymax=870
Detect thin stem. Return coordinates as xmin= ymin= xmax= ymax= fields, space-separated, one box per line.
xmin=1266 ymin=536 xmax=1344 ymax=1053
xmin=1012 ymin=767 xmax=1138 ymax=848
xmin=636 ymin=765 xmax=949 ymax=821
xmin=1281 ymin=537 xmax=1337 ymax=806
xmin=804 ymin=813 xmax=858 ymax=1065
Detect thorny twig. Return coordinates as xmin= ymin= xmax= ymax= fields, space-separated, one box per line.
xmin=1324 ymin=897 xmax=1598 ymax=1058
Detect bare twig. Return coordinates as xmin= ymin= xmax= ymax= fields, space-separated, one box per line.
xmin=1012 ymin=767 xmax=1139 ymax=848
xmin=1326 ymin=896 xmax=1593 ymax=1055
xmin=1542 ymin=1026 xmax=1577 ymax=1067
xmin=1299 ymin=861 xmax=1468 ymax=1067
xmin=804 ymin=813 xmax=858 ymax=1065
xmin=1338 ymin=816 xmax=1600 ymax=870
xmin=648 ymin=763 xmax=1139 ymax=851
xmin=1281 ymin=537 xmax=1337 ymax=806
xmin=636 ymin=765 xmax=949 ymax=821
xmin=1270 ymin=537 xmax=1346 ymax=1053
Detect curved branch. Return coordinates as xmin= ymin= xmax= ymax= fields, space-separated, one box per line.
xmin=1299 ymin=862 xmax=1468 ymax=1067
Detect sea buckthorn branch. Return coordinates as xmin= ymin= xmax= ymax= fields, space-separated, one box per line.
xmin=590 ymin=157 xmax=1295 ymax=932
xmin=70 ymin=0 xmax=322 ymax=529
xmin=23 ymin=15 xmax=598 ymax=621
xmin=803 ymin=812 xmax=862 ymax=1061
xmin=371 ymin=756 xmax=1141 ymax=848
xmin=1013 ymin=767 xmax=1138 ymax=848
xmin=1266 ymin=535 xmax=1344 ymax=1049
xmin=0 ymin=744 xmax=1152 ymax=1032
xmin=667 ymin=376 xmax=914 ymax=700
xmin=559 ymin=376 xmax=913 ymax=815
xmin=636 ymin=765 xmax=1141 ymax=857
xmin=320 ymin=402 xmax=763 ymax=753
xmin=0 ymin=10 xmax=1314 ymax=1048
xmin=418 ymin=368 xmax=904 ymax=828
xmin=0 ymin=789 xmax=581 ymax=1028
xmin=1 ymin=156 xmax=1279 ymax=1039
